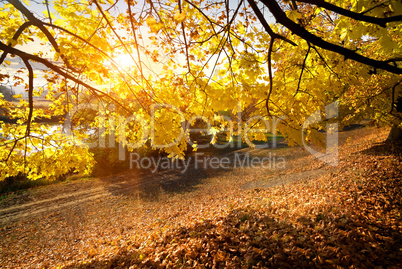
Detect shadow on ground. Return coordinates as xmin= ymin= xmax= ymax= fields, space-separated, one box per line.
xmin=64 ymin=128 xmax=402 ymax=269
xmin=359 ymin=140 xmax=402 ymax=157
xmin=100 ymin=165 xmax=230 ymax=202
xmin=99 ymin=141 xmax=290 ymax=202
xmin=65 ymin=203 xmax=401 ymax=269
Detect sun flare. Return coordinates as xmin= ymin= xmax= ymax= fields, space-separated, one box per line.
xmin=114 ymin=53 xmax=134 ymax=68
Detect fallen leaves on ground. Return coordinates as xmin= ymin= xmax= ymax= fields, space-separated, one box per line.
xmin=0 ymin=127 xmax=401 ymax=268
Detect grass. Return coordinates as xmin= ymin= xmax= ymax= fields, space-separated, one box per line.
xmin=0 ymin=175 xmax=54 ymax=197
xmin=194 ymin=133 xmax=285 ymax=156
xmin=0 ymin=173 xmax=86 ymax=197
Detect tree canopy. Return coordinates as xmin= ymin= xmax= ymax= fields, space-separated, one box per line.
xmin=0 ymin=0 xmax=401 ymax=181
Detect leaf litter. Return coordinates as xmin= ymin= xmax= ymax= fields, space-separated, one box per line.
xmin=0 ymin=127 xmax=401 ymax=268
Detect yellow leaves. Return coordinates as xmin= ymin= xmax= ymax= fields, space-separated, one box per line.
xmin=42 ymin=10 xmax=54 ymax=19
xmin=339 ymin=28 xmax=348 ymax=40
xmin=314 ymin=7 xmax=324 ymax=15
xmin=237 ymin=23 xmax=246 ymax=35
xmin=286 ymin=10 xmax=302 ymax=22
xmin=0 ymin=93 xmax=5 ymax=106
xmin=379 ymin=34 xmax=398 ymax=53
xmin=0 ymin=96 xmax=95 ymax=182
xmin=0 ymin=0 xmax=399 ymax=189
xmin=117 ymin=13 xmax=125 ymax=24
xmin=173 ymin=10 xmax=186 ymax=23
xmin=146 ymin=16 xmax=163 ymax=33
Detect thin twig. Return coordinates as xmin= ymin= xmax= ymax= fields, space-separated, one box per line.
xmin=294 ymin=42 xmax=311 ymax=96
xmin=266 ymin=37 xmax=275 ymax=117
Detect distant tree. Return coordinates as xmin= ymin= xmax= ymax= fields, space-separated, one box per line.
xmin=0 ymin=85 xmax=14 ymax=101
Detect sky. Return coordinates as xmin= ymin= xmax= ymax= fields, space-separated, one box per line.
xmin=0 ymin=0 xmax=57 ymax=95
xmin=1 ymin=0 xmax=176 ymax=95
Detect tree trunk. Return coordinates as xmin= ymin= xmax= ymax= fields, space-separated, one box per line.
xmin=387 ymin=124 xmax=402 ymax=142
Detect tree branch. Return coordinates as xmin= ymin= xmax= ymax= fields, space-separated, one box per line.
xmin=294 ymin=42 xmax=311 ymax=96
xmin=127 ymin=1 xmax=144 ymax=81
xmin=92 ymin=0 xmax=157 ymax=109
xmin=296 ymin=0 xmax=402 ymax=27
xmin=0 ymin=41 xmax=133 ymax=115
xmin=178 ymin=0 xmax=191 ymax=75
xmin=260 ymin=0 xmax=402 ymax=74
xmin=0 ymin=21 xmax=32 ymax=65
xmin=7 ymin=0 xmax=78 ymax=72
xmin=21 ymin=57 xmax=33 ymax=137
xmin=44 ymin=0 xmax=52 ymax=24
xmin=247 ymin=0 xmax=297 ymax=46
xmin=266 ymin=37 xmax=275 ymax=117
xmin=390 ymin=80 xmax=402 ymax=114
xmin=361 ymin=0 xmax=391 ymax=15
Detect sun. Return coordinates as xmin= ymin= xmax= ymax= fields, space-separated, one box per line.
xmin=114 ymin=53 xmax=134 ymax=68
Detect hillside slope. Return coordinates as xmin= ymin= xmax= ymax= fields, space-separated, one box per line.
xmin=0 ymin=127 xmax=401 ymax=268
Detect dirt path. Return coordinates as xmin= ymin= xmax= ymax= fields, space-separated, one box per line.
xmin=0 ymin=127 xmax=367 ymax=226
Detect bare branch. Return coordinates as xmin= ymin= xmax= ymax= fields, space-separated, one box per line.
xmin=178 ymin=0 xmax=191 ymax=74
xmin=44 ymin=0 xmax=52 ymax=24
xmin=294 ymin=42 xmax=311 ymax=96
xmin=127 ymin=1 xmax=144 ymax=80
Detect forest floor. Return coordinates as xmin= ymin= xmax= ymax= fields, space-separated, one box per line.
xmin=0 ymin=126 xmax=401 ymax=268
